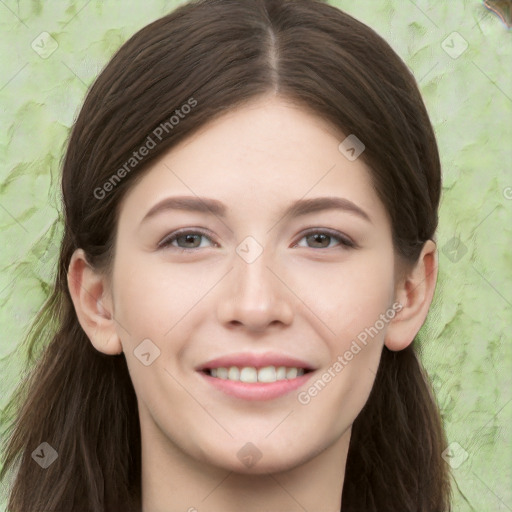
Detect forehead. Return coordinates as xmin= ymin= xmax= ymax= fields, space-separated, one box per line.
xmin=117 ymin=95 xmax=388 ymax=228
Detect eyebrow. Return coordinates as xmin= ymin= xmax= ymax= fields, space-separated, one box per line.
xmin=139 ymin=195 xmax=372 ymax=226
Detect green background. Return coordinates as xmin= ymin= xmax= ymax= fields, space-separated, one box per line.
xmin=0 ymin=1 xmax=510 ymax=510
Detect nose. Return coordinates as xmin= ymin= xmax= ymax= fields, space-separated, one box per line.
xmin=216 ymin=249 xmax=294 ymax=332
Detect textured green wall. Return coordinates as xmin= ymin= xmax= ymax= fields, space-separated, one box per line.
xmin=0 ymin=1 xmax=510 ymax=510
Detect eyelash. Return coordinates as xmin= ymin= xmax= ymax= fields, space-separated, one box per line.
xmin=158 ymin=228 xmax=356 ymax=252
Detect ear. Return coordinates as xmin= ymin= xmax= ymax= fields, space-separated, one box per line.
xmin=67 ymin=248 xmax=122 ymax=355
xmin=385 ymin=240 xmax=438 ymax=351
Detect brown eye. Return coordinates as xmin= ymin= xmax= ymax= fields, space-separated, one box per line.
xmin=296 ymin=229 xmax=355 ymax=250
xmin=158 ymin=230 xmax=215 ymax=251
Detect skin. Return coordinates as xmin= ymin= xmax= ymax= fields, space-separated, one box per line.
xmin=68 ymin=94 xmax=437 ymax=512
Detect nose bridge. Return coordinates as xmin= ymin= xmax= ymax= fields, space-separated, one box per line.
xmin=216 ymin=237 xmax=293 ymax=330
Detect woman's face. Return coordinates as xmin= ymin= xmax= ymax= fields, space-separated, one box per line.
xmin=109 ymin=95 xmax=399 ymax=474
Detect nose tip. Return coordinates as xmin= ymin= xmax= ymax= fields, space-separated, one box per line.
xmin=226 ymin=310 xmax=289 ymax=332
xmin=216 ymin=259 xmax=294 ymax=332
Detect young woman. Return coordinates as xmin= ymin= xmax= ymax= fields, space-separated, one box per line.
xmin=0 ymin=0 xmax=452 ymax=510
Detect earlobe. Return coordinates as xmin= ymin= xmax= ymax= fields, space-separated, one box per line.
xmin=384 ymin=240 xmax=438 ymax=352
xmin=67 ymin=248 xmax=122 ymax=355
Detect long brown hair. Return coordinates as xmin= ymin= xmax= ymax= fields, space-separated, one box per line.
xmin=0 ymin=0 xmax=452 ymax=510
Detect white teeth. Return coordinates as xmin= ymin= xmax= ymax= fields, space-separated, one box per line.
xmin=206 ymin=365 xmax=307 ymax=382
xmin=258 ymin=366 xmax=276 ymax=382
xmin=216 ymin=367 xmax=228 ymax=379
xmin=240 ymin=367 xmax=258 ymax=383
xmin=286 ymin=367 xmax=298 ymax=379
xmin=276 ymin=366 xmax=287 ymax=380
xmin=228 ymin=366 xmax=240 ymax=380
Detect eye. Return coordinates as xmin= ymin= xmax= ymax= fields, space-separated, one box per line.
xmin=294 ymin=229 xmax=356 ymax=250
xmin=158 ymin=228 xmax=356 ymax=252
xmin=158 ymin=229 xmax=217 ymax=251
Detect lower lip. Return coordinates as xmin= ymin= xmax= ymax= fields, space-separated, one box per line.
xmin=197 ymin=371 xmax=314 ymax=401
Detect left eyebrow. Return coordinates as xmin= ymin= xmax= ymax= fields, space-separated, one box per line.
xmin=138 ymin=195 xmax=372 ymax=226
xmin=281 ymin=196 xmax=372 ymax=223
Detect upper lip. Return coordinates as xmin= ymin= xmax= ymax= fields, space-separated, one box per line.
xmin=195 ymin=352 xmax=316 ymax=371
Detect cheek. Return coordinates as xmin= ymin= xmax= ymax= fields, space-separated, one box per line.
xmin=288 ymin=250 xmax=395 ymax=343
xmin=112 ymin=253 xmax=214 ymax=339
xmin=289 ymin=253 xmax=393 ymax=418
xmin=291 ymin=254 xmax=394 ymax=429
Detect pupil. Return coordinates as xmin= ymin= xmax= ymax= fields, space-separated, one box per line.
xmin=183 ymin=234 xmax=199 ymax=247
xmin=310 ymin=234 xmax=328 ymax=247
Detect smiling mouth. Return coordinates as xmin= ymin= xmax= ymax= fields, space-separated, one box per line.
xmin=200 ymin=365 xmax=313 ymax=383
